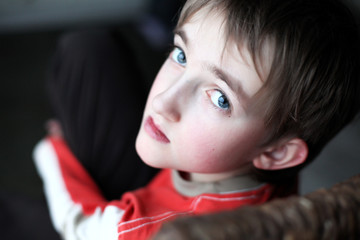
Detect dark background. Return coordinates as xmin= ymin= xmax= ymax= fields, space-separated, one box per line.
xmin=0 ymin=0 xmax=360 ymax=239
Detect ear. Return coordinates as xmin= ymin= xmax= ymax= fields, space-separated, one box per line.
xmin=253 ymin=138 xmax=308 ymax=170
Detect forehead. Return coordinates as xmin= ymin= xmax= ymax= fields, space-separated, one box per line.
xmin=176 ymin=9 xmax=264 ymax=98
xmin=177 ymin=3 xmax=273 ymax=82
xmin=178 ymin=8 xmax=250 ymax=67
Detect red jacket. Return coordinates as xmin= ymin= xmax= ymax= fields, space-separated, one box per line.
xmin=34 ymin=137 xmax=286 ymax=240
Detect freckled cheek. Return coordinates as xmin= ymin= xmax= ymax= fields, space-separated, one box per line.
xmin=178 ymin=122 xmax=224 ymax=171
xmin=178 ymin=119 xmax=263 ymax=173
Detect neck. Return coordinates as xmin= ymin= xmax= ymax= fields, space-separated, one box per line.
xmin=186 ymin=164 xmax=254 ymax=182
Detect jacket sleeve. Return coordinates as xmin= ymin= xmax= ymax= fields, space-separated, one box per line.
xmin=33 ymin=137 xmax=125 ymax=240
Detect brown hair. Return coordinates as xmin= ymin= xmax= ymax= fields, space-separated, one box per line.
xmin=176 ymin=0 xmax=360 ymax=168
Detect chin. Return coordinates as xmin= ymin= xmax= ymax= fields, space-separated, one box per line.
xmin=135 ymin=135 xmax=145 ymax=161
xmin=135 ymin=136 xmax=159 ymax=168
xmin=138 ymin=154 xmax=165 ymax=170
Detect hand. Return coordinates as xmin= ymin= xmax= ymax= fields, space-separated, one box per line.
xmin=45 ymin=119 xmax=64 ymax=139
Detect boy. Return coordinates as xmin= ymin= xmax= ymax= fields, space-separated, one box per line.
xmin=33 ymin=0 xmax=360 ymax=239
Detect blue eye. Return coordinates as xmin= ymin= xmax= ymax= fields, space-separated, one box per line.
xmin=171 ymin=47 xmax=186 ymax=66
xmin=209 ymin=90 xmax=230 ymax=110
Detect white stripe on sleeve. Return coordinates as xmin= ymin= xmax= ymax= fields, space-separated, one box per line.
xmin=33 ymin=139 xmax=124 ymax=240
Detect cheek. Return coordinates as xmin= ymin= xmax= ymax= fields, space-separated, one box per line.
xmin=178 ymin=121 xmax=231 ymax=171
xmin=178 ymin=119 xmax=263 ymax=173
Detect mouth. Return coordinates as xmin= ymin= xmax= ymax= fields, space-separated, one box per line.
xmin=144 ymin=116 xmax=170 ymax=143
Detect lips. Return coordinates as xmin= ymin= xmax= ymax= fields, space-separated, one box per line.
xmin=144 ymin=116 xmax=170 ymax=143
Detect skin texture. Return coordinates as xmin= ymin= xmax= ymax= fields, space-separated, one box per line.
xmin=135 ymin=9 xmax=271 ymax=182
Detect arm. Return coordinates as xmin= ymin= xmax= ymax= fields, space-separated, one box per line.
xmin=33 ymin=137 xmax=125 ymax=240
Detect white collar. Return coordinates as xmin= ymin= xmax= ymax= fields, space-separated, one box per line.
xmin=172 ymin=170 xmax=265 ymax=197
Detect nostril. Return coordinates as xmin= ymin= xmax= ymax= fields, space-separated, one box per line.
xmin=152 ymin=93 xmax=181 ymax=122
xmin=167 ymin=108 xmax=181 ymax=122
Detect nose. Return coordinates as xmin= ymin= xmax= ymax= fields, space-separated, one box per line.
xmin=152 ymin=83 xmax=183 ymax=122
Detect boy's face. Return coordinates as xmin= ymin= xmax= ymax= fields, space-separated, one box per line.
xmin=136 ymin=9 xmax=268 ymax=181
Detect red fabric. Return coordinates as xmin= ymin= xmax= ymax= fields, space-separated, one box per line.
xmin=48 ymin=137 xmax=279 ymax=240
xmin=117 ymin=170 xmax=274 ymax=239
xmin=49 ymin=137 xmax=108 ymax=214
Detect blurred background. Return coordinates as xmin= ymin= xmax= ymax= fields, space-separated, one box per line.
xmin=0 ymin=0 xmax=359 ymax=239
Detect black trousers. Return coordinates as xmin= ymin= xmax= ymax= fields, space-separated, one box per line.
xmin=46 ymin=30 xmax=159 ymax=200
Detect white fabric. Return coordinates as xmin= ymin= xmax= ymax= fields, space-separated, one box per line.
xmin=33 ymin=139 xmax=124 ymax=240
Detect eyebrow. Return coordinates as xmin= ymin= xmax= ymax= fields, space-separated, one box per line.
xmin=207 ymin=64 xmax=250 ymax=103
xmin=174 ymin=28 xmax=249 ymax=103
xmin=174 ymin=29 xmax=188 ymax=45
